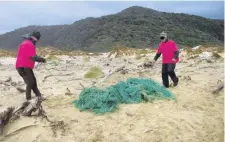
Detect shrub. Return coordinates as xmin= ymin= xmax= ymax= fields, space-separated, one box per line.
xmin=84 ymin=66 xmax=103 ymax=78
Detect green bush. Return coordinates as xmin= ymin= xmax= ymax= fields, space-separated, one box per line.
xmin=84 ymin=66 xmax=103 ymax=78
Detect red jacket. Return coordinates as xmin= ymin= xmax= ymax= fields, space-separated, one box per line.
xmin=16 ymin=40 xmax=36 ymax=69
xmin=157 ymin=40 xmax=179 ymax=64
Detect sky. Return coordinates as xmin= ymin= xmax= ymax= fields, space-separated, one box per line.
xmin=0 ymin=1 xmax=224 ymax=34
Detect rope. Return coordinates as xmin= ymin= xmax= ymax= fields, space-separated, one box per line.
xmin=37 ymin=63 xmax=61 ymax=82
xmin=43 ymin=64 xmax=62 ymax=82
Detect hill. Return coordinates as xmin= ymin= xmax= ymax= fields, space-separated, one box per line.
xmin=0 ymin=6 xmax=223 ymax=51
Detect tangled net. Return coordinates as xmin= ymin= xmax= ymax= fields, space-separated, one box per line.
xmin=74 ymin=78 xmax=176 ymax=114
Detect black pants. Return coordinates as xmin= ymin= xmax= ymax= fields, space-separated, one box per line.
xmin=162 ymin=64 xmax=178 ymax=88
xmin=17 ymin=68 xmax=41 ymax=100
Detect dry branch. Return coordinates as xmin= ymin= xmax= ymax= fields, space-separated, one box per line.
xmin=42 ymin=72 xmax=74 ymax=82
xmin=0 ymin=97 xmax=45 ymax=135
xmin=0 ymin=107 xmax=14 ymax=134
xmin=212 ymin=83 xmax=224 ymax=94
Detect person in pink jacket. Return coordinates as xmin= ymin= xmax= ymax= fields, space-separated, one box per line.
xmin=153 ymin=32 xmax=179 ymax=88
xmin=16 ymin=31 xmax=46 ymax=100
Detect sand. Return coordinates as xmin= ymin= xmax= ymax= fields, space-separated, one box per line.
xmin=0 ymin=50 xmax=224 ymax=142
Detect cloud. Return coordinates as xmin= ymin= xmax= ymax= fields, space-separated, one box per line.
xmin=0 ymin=1 xmax=223 ymax=34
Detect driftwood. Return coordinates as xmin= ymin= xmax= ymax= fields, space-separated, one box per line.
xmin=143 ymin=62 xmax=154 ymax=68
xmin=0 ymin=77 xmax=25 ymax=93
xmin=212 ymin=83 xmax=224 ymax=94
xmin=115 ymin=65 xmax=125 ymax=72
xmin=65 ymin=88 xmax=73 ymax=96
xmin=114 ymin=65 xmax=129 ymax=74
xmin=79 ymin=83 xmax=85 ymax=89
xmin=0 ymin=97 xmax=45 ymax=135
xmin=0 ymin=107 xmax=14 ymax=134
xmin=42 ymin=72 xmax=74 ymax=82
xmin=0 ymin=77 xmax=12 ymax=86
xmin=137 ymin=62 xmax=154 ymax=69
xmin=120 ymin=69 xmax=128 ymax=74
xmin=16 ymin=87 xmax=26 ymax=93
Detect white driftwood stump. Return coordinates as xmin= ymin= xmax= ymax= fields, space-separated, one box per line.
xmin=0 ymin=107 xmax=14 ymax=134
xmin=0 ymin=97 xmax=44 ymax=135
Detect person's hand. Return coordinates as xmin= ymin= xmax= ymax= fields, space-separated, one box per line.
xmin=172 ymin=58 xmax=176 ymax=62
xmin=42 ymin=58 xmax=46 ymax=63
xmin=152 ymin=60 xmax=156 ymax=65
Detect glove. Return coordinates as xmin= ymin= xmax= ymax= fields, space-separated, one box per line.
xmin=41 ymin=58 xmax=46 ymax=63
xmin=152 ymin=60 xmax=156 ymax=65
xmin=172 ymin=58 xmax=176 ymax=62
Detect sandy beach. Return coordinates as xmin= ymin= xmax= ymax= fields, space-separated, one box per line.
xmin=0 ymin=48 xmax=224 ymax=142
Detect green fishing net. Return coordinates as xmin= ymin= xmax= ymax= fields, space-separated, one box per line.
xmin=73 ymin=78 xmax=176 ymax=114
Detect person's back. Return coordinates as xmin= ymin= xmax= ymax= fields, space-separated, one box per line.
xmin=16 ymin=39 xmax=36 ymax=69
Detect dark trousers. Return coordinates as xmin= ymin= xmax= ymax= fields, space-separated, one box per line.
xmin=162 ymin=64 xmax=178 ymax=88
xmin=17 ymin=68 xmax=41 ymax=100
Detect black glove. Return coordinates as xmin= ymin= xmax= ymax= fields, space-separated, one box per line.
xmin=31 ymin=55 xmax=46 ymax=63
xmin=41 ymin=58 xmax=46 ymax=63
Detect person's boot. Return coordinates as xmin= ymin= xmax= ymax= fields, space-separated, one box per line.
xmin=26 ymin=96 xmax=31 ymax=101
xmin=37 ymin=95 xmax=46 ymax=101
xmin=172 ymin=77 xmax=179 ymax=87
xmin=163 ymin=81 xmax=170 ymax=88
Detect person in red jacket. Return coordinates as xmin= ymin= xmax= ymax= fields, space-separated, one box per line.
xmin=153 ymin=31 xmax=179 ymax=88
xmin=15 ymin=31 xmax=46 ymax=100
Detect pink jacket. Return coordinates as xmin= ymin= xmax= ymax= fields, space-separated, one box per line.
xmin=157 ymin=40 xmax=179 ymax=64
xmin=15 ymin=40 xmax=36 ymax=69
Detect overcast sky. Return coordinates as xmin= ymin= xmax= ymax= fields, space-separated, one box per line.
xmin=0 ymin=1 xmax=224 ymax=34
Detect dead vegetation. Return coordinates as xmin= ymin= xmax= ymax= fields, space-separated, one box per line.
xmin=0 ymin=50 xmax=16 ymax=57
xmin=212 ymin=52 xmax=222 ymax=59
xmin=82 ymin=55 xmax=89 ymax=63
xmin=46 ymin=55 xmax=60 ymax=61
xmin=108 ymin=45 xmax=137 ymax=58
xmin=0 ymin=97 xmax=66 ymax=139
xmin=37 ymin=47 xmax=100 ymax=57
xmin=185 ymin=48 xmax=203 ymax=56
xmin=135 ymin=52 xmax=142 ymax=60
xmin=107 ymin=45 xmax=154 ymax=58
xmin=184 ymin=45 xmax=224 ymax=60
xmin=0 ymin=98 xmax=45 ymax=135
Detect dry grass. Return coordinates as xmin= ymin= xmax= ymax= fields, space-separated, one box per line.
xmin=184 ymin=45 xmax=224 ymax=60
xmin=213 ymin=47 xmax=224 ymax=53
xmin=47 ymin=55 xmax=60 ymax=60
xmin=212 ymin=52 xmax=222 ymax=59
xmin=83 ymin=55 xmax=89 ymax=63
xmin=144 ymin=58 xmax=150 ymax=63
xmin=185 ymin=48 xmax=203 ymax=55
xmin=138 ymin=49 xmax=152 ymax=55
xmin=0 ymin=50 xmax=16 ymax=57
xmin=108 ymin=45 xmax=137 ymax=58
xmin=37 ymin=47 xmax=99 ymax=57
xmin=135 ymin=53 xmax=142 ymax=60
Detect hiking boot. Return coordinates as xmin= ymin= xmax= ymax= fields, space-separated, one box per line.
xmin=173 ymin=77 xmax=179 ymax=87
xmin=26 ymin=97 xmax=31 ymax=101
xmin=37 ymin=96 xmax=46 ymax=101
